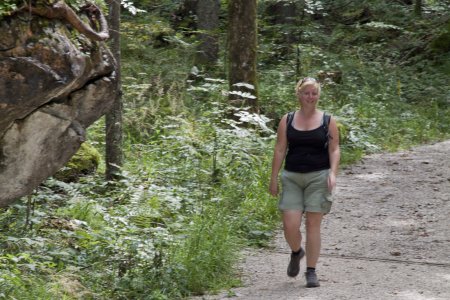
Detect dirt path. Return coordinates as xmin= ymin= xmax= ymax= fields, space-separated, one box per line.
xmin=195 ymin=140 xmax=450 ymax=300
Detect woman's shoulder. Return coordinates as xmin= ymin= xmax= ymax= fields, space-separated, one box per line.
xmin=280 ymin=111 xmax=295 ymax=119
xmin=278 ymin=111 xmax=295 ymax=128
xmin=319 ymin=110 xmax=334 ymax=119
xmin=285 ymin=111 xmax=297 ymax=123
xmin=284 ymin=110 xmax=297 ymax=115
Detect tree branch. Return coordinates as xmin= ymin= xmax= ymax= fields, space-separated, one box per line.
xmin=20 ymin=1 xmax=109 ymax=41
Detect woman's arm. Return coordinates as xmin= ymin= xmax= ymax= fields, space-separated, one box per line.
xmin=327 ymin=116 xmax=340 ymax=192
xmin=269 ymin=114 xmax=289 ymax=197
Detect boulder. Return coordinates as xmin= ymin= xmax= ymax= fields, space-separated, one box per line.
xmin=0 ymin=7 xmax=116 ymax=207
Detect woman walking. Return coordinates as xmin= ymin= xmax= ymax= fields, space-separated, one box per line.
xmin=269 ymin=77 xmax=340 ymax=287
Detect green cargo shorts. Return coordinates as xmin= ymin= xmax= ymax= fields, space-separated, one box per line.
xmin=279 ymin=169 xmax=332 ymax=213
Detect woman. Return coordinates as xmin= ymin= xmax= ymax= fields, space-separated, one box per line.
xmin=269 ymin=77 xmax=340 ymax=288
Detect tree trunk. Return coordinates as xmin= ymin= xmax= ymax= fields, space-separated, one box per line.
xmin=227 ymin=0 xmax=258 ymax=112
xmin=196 ymin=0 xmax=220 ymax=66
xmin=105 ymin=0 xmax=123 ymax=180
xmin=414 ymin=0 xmax=422 ymax=17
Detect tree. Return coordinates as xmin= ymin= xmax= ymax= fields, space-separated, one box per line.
xmin=105 ymin=0 xmax=123 ymax=180
xmin=196 ymin=0 xmax=220 ymax=66
xmin=227 ymin=0 xmax=258 ymax=112
xmin=414 ymin=0 xmax=422 ymax=17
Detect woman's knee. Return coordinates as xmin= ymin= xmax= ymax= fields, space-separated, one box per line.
xmin=283 ymin=221 xmax=300 ymax=234
xmin=282 ymin=211 xmax=302 ymax=231
xmin=305 ymin=213 xmax=323 ymax=230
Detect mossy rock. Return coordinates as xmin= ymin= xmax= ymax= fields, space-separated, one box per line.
xmin=55 ymin=142 xmax=101 ymax=182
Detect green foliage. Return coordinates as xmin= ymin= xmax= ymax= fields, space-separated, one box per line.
xmin=119 ymin=15 xmax=195 ymax=144
xmin=0 ymin=0 xmax=17 ymax=17
xmin=0 ymin=89 xmax=277 ymax=299
xmin=132 ymin=0 xmax=181 ymax=10
xmin=173 ymin=207 xmax=241 ymax=294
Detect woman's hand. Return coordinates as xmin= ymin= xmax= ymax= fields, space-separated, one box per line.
xmin=327 ymin=116 xmax=340 ymax=194
xmin=327 ymin=172 xmax=336 ymax=193
xmin=269 ymin=178 xmax=279 ymax=197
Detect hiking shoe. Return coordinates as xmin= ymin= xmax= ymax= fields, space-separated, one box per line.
xmin=305 ymin=269 xmax=320 ymax=288
xmin=287 ymin=248 xmax=305 ymax=277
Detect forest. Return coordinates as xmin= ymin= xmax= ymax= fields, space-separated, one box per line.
xmin=0 ymin=0 xmax=449 ymax=299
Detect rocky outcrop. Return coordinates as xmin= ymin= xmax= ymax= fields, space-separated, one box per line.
xmin=0 ymin=7 xmax=116 ymax=207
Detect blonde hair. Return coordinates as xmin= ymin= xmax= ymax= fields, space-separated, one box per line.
xmin=295 ymin=77 xmax=321 ymax=96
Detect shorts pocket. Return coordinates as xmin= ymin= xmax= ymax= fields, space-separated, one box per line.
xmin=321 ymin=199 xmax=332 ymax=213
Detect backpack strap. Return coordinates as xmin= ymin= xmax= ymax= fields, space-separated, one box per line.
xmin=285 ymin=111 xmax=295 ymax=142
xmin=322 ymin=113 xmax=331 ymax=149
xmin=322 ymin=113 xmax=331 ymax=130
xmin=286 ymin=111 xmax=295 ymax=128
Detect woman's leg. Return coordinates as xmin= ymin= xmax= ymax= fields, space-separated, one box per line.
xmin=283 ymin=210 xmax=305 ymax=277
xmin=282 ymin=210 xmax=303 ymax=251
xmin=305 ymin=212 xmax=324 ymax=268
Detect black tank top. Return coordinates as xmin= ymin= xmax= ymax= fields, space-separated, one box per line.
xmin=284 ymin=112 xmax=330 ymax=173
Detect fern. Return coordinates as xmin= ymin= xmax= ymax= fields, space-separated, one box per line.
xmin=0 ymin=0 xmax=18 ymax=17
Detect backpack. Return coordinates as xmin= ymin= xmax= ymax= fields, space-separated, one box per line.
xmin=286 ymin=111 xmax=331 ymax=149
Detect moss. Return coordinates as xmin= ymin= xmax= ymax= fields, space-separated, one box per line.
xmin=55 ymin=142 xmax=101 ymax=182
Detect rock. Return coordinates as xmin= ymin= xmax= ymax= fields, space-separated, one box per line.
xmin=54 ymin=142 xmax=101 ymax=182
xmin=0 ymin=9 xmax=116 ymax=207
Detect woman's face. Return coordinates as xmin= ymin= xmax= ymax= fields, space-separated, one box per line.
xmin=298 ymin=85 xmax=320 ymax=106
